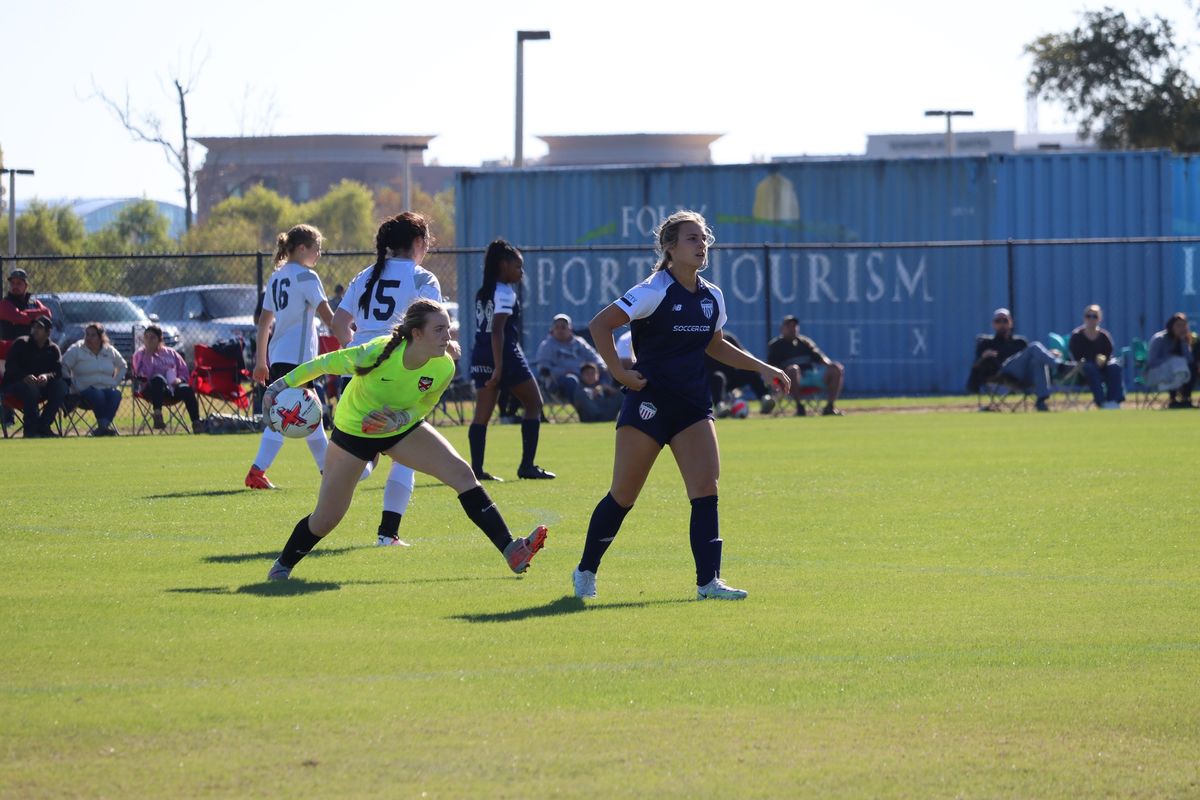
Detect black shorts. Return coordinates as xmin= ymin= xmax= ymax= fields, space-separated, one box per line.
xmin=330 ymin=422 xmax=425 ymax=462
xmin=616 ymin=389 xmax=713 ymax=447
xmin=470 ymin=346 xmax=534 ymax=389
xmin=268 ymin=363 xmax=298 ymax=383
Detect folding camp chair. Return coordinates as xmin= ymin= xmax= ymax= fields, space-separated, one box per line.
xmin=131 ymin=378 xmax=191 ymax=435
xmin=1045 ymin=332 xmax=1087 ymax=410
xmin=1125 ymin=338 xmax=1182 ymax=409
xmin=191 ymin=343 xmax=252 ymax=418
xmin=0 ymin=339 xmax=66 ymax=438
xmin=978 ymin=373 xmax=1033 ymax=412
xmin=772 ymin=368 xmax=827 ymax=417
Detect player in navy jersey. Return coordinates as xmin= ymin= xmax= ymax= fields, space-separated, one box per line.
xmin=467 ymin=239 xmax=554 ymax=481
xmin=571 ymin=211 xmax=790 ymax=601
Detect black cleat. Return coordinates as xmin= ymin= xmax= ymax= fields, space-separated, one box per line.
xmin=517 ymin=465 xmax=556 ymax=480
xmin=474 ymin=471 xmax=504 ymax=482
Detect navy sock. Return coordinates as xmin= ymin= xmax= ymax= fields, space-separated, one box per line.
xmin=458 ymin=486 xmax=513 ymax=553
xmin=519 ymin=418 xmax=540 ymax=469
xmin=578 ymin=493 xmax=632 ymax=574
xmin=468 ymin=424 xmax=487 ymax=475
xmin=279 ymin=515 xmax=322 ymax=568
xmin=378 ymin=511 xmax=402 ymax=538
xmin=689 ymin=495 xmax=721 ymax=586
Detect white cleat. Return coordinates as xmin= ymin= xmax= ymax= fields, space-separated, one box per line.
xmin=572 ymin=568 xmax=597 ymax=600
xmin=697 ymin=577 xmax=747 ymax=600
xmin=267 ymin=559 xmax=292 ymax=581
xmin=376 ymin=535 xmax=411 ymax=547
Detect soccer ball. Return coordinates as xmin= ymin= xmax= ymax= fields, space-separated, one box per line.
xmin=269 ymin=386 xmax=323 ymax=438
xmin=729 ymin=398 xmax=750 ymax=419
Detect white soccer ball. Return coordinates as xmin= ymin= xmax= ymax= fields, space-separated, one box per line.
xmin=729 ymin=398 xmax=750 ymax=419
xmin=269 ymin=386 xmax=324 ymax=438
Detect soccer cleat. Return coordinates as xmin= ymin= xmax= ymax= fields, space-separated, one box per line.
xmin=376 ymin=534 xmax=411 ymax=547
xmin=697 ymin=577 xmax=748 ymax=600
xmin=266 ymin=559 xmax=292 ymax=581
xmin=517 ymin=465 xmax=556 ymax=480
xmin=474 ymin=470 xmax=504 ymax=482
xmin=245 ymin=467 xmax=276 ymax=490
xmin=821 ymin=406 xmax=843 ymax=417
xmin=572 ymin=568 xmax=597 ymax=600
xmin=503 ymin=525 xmax=548 ymax=573
xmin=759 ymin=395 xmax=776 ymax=415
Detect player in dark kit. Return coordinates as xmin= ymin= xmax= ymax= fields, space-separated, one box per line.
xmin=571 ymin=211 xmax=790 ymax=601
xmin=467 ymin=239 xmax=555 ymax=481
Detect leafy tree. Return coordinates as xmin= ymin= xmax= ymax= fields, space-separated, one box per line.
xmin=0 ymin=201 xmax=86 ymax=256
xmin=373 ymin=184 xmax=456 ymax=248
xmin=1026 ymin=7 xmax=1200 ymax=151
xmin=194 ymin=183 xmax=297 ymax=250
xmin=85 ymin=199 xmax=174 ymax=254
xmin=299 ymin=180 xmax=376 ymax=250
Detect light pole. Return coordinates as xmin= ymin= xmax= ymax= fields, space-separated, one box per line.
xmin=924 ymin=110 xmax=974 ymax=156
xmin=515 ymin=30 xmax=550 ymax=168
xmin=2 ymin=168 xmax=34 ymax=257
xmin=382 ymin=143 xmax=429 ymax=211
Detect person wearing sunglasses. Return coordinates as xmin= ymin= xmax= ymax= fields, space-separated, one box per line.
xmin=1068 ymin=304 xmax=1124 ymax=409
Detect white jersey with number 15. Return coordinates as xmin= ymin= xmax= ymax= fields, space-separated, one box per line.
xmin=341 ymin=258 xmax=442 ymax=347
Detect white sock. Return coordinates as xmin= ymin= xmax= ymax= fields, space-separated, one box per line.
xmin=305 ymin=426 xmax=328 ymax=473
xmin=252 ymin=428 xmax=285 ymax=472
xmin=383 ymin=463 xmax=416 ymax=515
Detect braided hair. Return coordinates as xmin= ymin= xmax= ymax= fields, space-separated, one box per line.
xmin=652 ymin=210 xmax=715 ymax=272
xmin=358 ymin=212 xmax=433 ymax=316
xmin=355 ymin=298 xmax=445 ymax=376
xmin=475 ymin=239 xmax=522 ymax=309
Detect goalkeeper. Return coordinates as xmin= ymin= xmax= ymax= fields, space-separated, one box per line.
xmin=261 ymin=298 xmax=548 ymax=582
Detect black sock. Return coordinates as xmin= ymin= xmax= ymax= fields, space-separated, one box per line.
xmin=578 ymin=493 xmax=632 ymax=574
xmin=468 ymin=424 xmax=487 ymax=474
xmin=378 ymin=511 xmax=402 ymax=538
xmin=689 ymin=495 xmax=721 ymax=586
xmin=519 ymin=418 xmax=540 ymax=469
xmin=458 ymin=486 xmax=513 ymax=553
xmin=279 ymin=515 xmax=322 ymax=568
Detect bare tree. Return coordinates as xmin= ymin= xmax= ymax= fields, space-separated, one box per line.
xmin=89 ymin=49 xmax=208 ymax=231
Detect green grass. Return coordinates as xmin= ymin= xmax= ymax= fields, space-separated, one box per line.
xmin=1 ymin=412 xmax=1197 ymax=798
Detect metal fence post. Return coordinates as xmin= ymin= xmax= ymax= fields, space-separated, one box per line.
xmin=255 ymin=252 xmax=265 ymax=307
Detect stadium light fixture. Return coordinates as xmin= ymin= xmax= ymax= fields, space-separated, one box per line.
xmin=924 ymin=110 xmax=974 ymax=157
xmin=515 ymin=30 xmax=551 ymax=168
xmin=2 ymin=168 xmax=35 ymax=257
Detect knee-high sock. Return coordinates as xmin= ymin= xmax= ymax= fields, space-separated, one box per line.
xmin=458 ymin=485 xmax=512 ymax=553
xmin=278 ymin=515 xmax=322 ymax=568
xmin=305 ymin=425 xmax=328 ymax=473
xmin=578 ymin=493 xmax=632 ymax=574
xmin=253 ymin=428 xmax=285 ymax=472
xmin=689 ymin=495 xmax=721 ymax=586
xmin=519 ymin=418 xmax=540 ymax=469
xmin=468 ymin=423 xmax=487 ymax=474
xmin=379 ymin=463 xmax=415 ymax=537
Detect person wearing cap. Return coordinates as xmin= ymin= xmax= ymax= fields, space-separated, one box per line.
xmin=0 ymin=268 xmax=53 ymax=341
xmin=532 ymin=312 xmax=605 ymax=402
xmin=766 ymin=315 xmax=844 ymax=416
xmin=0 ymin=315 xmax=68 ymax=437
xmin=969 ymin=308 xmax=1061 ymax=411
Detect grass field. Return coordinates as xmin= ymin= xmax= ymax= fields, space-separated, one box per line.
xmin=1 ymin=411 xmax=1197 ymax=798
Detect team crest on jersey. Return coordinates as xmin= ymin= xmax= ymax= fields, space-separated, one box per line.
xmin=700 ymin=298 xmax=714 ymax=319
xmin=417 ymin=376 xmax=434 ymax=392
xmin=638 ymin=401 xmax=657 ymax=421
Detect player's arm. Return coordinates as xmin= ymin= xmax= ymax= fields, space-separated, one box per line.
xmin=485 ymin=312 xmax=508 ymax=388
xmin=589 ymin=303 xmax=645 ymax=391
xmin=316 ymin=300 xmax=335 ymax=328
xmin=331 ymin=307 xmax=355 ymax=347
xmin=706 ymin=330 xmax=790 ymax=395
xmin=253 ymin=309 xmax=275 ymax=384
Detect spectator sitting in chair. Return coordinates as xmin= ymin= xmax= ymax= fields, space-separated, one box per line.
xmin=968 ymin=307 xmax=1062 ymax=412
xmin=0 ymin=268 xmax=52 ymax=340
xmin=572 ymin=361 xmax=624 ymax=422
xmin=1068 ymin=304 xmax=1123 ymax=410
xmin=0 ymin=316 xmax=68 ymax=437
xmin=62 ymin=323 xmax=127 ymax=436
xmin=766 ymin=315 xmax=844 ymax=416
xmin=1146 ymin=312 xmax=1195 ymax=408
xmin=533 ymin=313 xmax=605 ymax=401
xmin=132 ymin=324 xmax=205 ymax=433
xmin=707 ymin=330 xmax=776 ymax=416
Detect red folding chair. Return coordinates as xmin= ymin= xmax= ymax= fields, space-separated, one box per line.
xmin=191 ymin=343 xmax=252 ymax=418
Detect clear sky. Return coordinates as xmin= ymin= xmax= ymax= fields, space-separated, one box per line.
xmin=3 ymin=0 xmax=1196 ymax=208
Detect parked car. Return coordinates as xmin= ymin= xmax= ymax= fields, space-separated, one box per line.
xmin=40 ymin=292 xmax=182 ymax=363
xmin=128 ymin=295 xmax=152 ymax=313
xmin=144 ymin=284 xmax=258 ymax=361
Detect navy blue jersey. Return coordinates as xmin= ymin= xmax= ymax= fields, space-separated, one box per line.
xmin=473 ymin=282 xmax=523 ymax=358
xmin=615 ymin=269 xmax=728 ymax=410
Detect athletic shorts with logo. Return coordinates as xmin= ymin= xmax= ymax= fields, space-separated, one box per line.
xmin=616 ymin=387 xmax=713 ymax=446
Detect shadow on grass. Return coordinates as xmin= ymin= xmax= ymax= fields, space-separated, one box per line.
xmin=203 ymin=546 xmax=358 ymax=564
xmin=144 ymin=489 xmax=249 ymax=500
xmin=450 ymin=596 xmax=692 ymax=623
xmin=166 ymin=578 xmax=403 ymax=597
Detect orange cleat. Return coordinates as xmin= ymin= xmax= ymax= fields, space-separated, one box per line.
xmin=244 ymin=466 xmax=276 ymax=490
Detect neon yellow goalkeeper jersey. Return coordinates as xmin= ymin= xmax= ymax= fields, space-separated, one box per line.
xmin=283 ymin=336 xmax=455 ymax=438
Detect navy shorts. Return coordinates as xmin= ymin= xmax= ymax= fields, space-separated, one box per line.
xmin=330 ymin=422 xmax=425 ymax=462
xmin=268 ymin=363 xmax=298 ymax=383
xmin=616 ymin=389 xmax=713 ymax=447
xmin=470 ymin=346 xmax=535 ymax=389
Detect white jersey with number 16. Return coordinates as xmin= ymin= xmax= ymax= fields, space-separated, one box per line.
xmin=263 ymin=261 xmax=329 ymax=365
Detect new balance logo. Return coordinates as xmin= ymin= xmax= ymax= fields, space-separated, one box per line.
xmin=673 ymin=304 xmax=683 ymax=311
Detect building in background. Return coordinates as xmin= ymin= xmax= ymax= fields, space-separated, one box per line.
xmin=535 ymin=133 xmax=723 ymax=166
xmin=193 ymin=134 xmax=456 ymax=221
